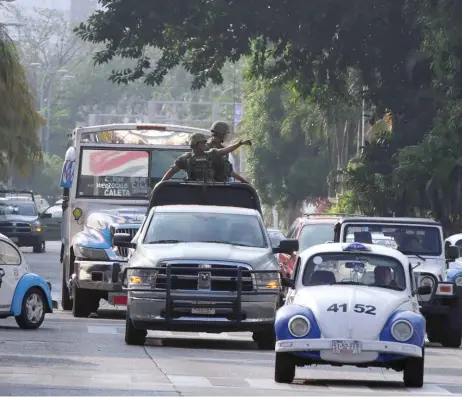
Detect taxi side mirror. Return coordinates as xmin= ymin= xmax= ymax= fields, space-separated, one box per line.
xmin=273 ymin=239 xmax=299 ymax=254
xmin=446 ymin=245 xmax=460 ymax=261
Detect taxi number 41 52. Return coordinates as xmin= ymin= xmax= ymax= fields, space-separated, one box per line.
xmin=327 ymin=303 xmax=376 ymax=315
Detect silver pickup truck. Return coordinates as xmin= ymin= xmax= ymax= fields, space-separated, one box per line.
xmin=114 ymin=181 xmax=298 ymax=349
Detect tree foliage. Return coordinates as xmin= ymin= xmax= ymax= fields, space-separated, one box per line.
xmin=0 ymin=7 xmax=42 ymax=177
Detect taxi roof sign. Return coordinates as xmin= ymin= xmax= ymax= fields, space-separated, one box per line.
xmin=343 ymin=242 xmax=370 ymax=252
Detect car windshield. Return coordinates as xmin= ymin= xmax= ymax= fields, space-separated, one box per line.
xmin=144 ymin=212 xmax=267 ymax=248
xmin=76 ymin=148 xmax=189 ymax=198
xmin=0 ymin=201 xmax=37 ymax=216
xmin=343 ymin=224 xmax=442 ymax=256
xmin=299 ymin=223 xmax=335 ymax=251
xmin=302 ymin=252 xmax=406 ymax=291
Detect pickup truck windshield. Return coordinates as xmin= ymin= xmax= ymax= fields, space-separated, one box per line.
xmin=0 ymin=201 xmax=37 ymax=216
xmin=76 ymin=148 xmax=188 ymax=198
xmin=300 ymin=224 xmax=335 ymax=251
xmin=144 ymin=212 xmax=267 ymax=248
xmin=343 ymin=224 xmax=442 ymax=256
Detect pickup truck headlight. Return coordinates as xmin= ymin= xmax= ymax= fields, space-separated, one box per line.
xmin=420 ymin=276 xmax=435 ymax=290
xmin=255 ymin=271 xmax=280 ymax=289
xmin=288 ymin=315 xmax=311 ymax=337
xmin=126 ymin=268 xmax=157 ymax=289
xmin=391 ymin=320 xmax=414 ymax=342
xmin=32 ymin=221 xmax=42 ymax=232
xmin=74 ymin=245 xmax=109 ymax=261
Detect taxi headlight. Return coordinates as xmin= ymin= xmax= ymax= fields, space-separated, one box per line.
xmin=125 ymin=268 xmax=157 ymax=289
xmin=455 ymin=276 xmax=462 ymax=286
xmin=74 ymin=245 xmax=109 ymax=261
xmin=288 ymin=315 xmax=311 ymax=338
xmin=420 ymin=276 xmax=435 ymax=290
xmin=391 ymin=320 xmax=414 ymax=342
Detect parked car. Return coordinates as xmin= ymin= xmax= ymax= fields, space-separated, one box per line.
xmin=275 ymin=241 xmax=427 ymax=387
xmin=0 ymin=233 xmax=57 ymax=328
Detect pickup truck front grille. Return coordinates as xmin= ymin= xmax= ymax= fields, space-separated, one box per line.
xmin=155 ymin=263 xmax=254 ymax=292
xmin=0 ymin=222 xmax=31 ymax=234
xmin=113 ymin=227 xmax=138 ymax=257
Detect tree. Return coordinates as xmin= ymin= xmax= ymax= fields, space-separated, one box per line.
xmin=242 ymin=75 xmax=344 ymax=225
xmin=0 ymin=3 xmax=42 ymax=179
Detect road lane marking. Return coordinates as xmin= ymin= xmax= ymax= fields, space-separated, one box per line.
xmin=167 ymin=375 xmax=212 ymax=387
xmin=409 ymin=384 xmax=452 ymax=394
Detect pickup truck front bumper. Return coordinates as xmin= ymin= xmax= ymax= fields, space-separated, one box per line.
xmin=72 ymin=260 xmax=125 ymax=292
xmin=126 ymin=265 xmax=280 ymax=333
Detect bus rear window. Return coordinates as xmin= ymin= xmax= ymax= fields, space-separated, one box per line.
xmin=77 ymin=149 xmax=150 ymax=198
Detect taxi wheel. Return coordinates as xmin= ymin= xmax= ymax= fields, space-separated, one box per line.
xmin=274 ymin=352 xmax=295 ymax=383
xmin=440 ymin=314 xmax=462 ymax=348
xmin=15 ymin=288 xmax=46 ymax=329
xmin=125 ymin=311 xmax=147 ymax=345
xmin=403 ymin=347 xmax=424 ymax=388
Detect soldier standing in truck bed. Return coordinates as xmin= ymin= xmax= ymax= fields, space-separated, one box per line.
xmin=161 ymin=132 xmax=251 ymax=182
xmin=205 ymin=121 xmax=249 ymax=184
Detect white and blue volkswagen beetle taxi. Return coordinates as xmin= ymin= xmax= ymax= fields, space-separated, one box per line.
xmin=276 ymin=242 xmax=429 ymax=388
xmin=0 ymin=233 xmax=56 ymax=328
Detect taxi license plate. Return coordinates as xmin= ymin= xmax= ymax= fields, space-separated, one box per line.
xmin=191 ymin=308 xmax=215 ymax=315
xmin=332 ymin=340 xmax=361 ymax=355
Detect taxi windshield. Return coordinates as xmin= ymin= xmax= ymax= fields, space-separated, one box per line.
xmin=343 ymin=224 xmax=441 ymax=256
xmin=302 ymin=252 xmax=406 ymax=291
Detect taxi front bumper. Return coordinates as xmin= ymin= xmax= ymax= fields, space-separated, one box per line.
xmin=276 ymin=338 xmax=422 ymax=358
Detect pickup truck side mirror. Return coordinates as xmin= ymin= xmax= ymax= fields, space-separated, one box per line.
xmin=113 ymin=233 xmax=136 ymax=249
xmin=446 ymin=245 xmax=460 ymax=261
xmin=273 ymin=239 xmax=299 ymax=254
xmin=281 ymin=277 xmax=295 ymax=289
xmin=417 ymin=285 xmax=432 ymax=295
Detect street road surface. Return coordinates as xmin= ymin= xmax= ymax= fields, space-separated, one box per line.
xmin=1 ymin=242 xmax=462 ymax=395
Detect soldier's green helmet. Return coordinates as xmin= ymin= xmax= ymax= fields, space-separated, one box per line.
xmin=189 ymin=132 xmax=208 ymax=147
xmin=211 ymin=121 xmax=230 ymax=138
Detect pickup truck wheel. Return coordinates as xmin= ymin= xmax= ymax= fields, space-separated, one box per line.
xmin=15 ymin=288 xmax=46 ymax=329
xmin=440 ymin=309 xmax=462 ymax=348
xmin=125 ymin=312 xmax=147 ymax=345
xmin=72 ymin=286 xmax=97 ymax=318
xmin=61 ymin=266 xmax=72 ymax=311
xmin=426 ymin=320 xmax=440 ymax=343
xmin=274 ymin=352 xmax=295 ymax=383
xmin=403 ymin=347 xmax=424 ymax=388
xmin=253 ymin=330 xmax=275 ymax=350
xmin=33 ymin=241 xmax=45 ymax=253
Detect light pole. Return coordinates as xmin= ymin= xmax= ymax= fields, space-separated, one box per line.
xmin=29 ymin=64 xmax=74 ymax=151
